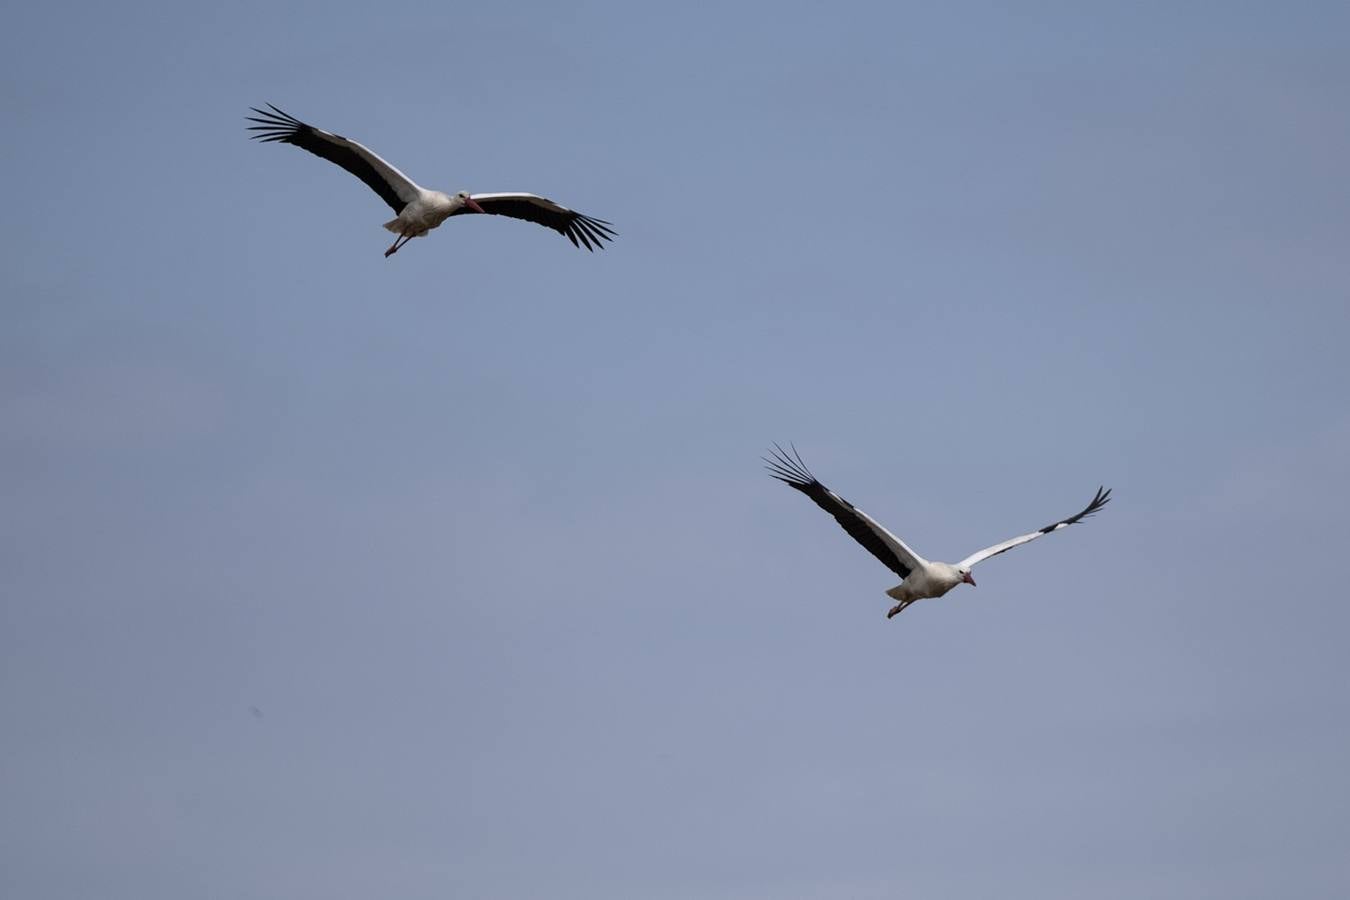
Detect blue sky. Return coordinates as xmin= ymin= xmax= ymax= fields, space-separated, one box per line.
xmin=3 ymin=2 xmax=1349 ymax=897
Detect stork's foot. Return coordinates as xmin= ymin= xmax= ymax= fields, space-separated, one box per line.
xmin=384 ymin=245 xmax=399 ymax=258
xmin=886 ymin=601 xmax=912 ymax=619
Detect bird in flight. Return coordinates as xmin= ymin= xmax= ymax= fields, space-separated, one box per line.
xmin=764 ymin=445 xmax=1110 ymax=619
xmin=246 ymin=104 xmax=616 ymax=258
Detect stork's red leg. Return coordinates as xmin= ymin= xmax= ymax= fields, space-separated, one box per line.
xmin=886 ymin=599 xmax=914 ymax=619
xmin=384 ymin=232 xmax=412 ymax=258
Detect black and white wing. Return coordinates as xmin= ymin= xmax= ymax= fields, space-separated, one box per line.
xmin=957 ymin=487 xmax=1111 ymax=570
xmin=764 ymin=444 xmax=927 ymax=580
xmin=459 ymin=193 xmax=616 ymax=251
xmin=247 ymin=104 xmax=423 ymax=214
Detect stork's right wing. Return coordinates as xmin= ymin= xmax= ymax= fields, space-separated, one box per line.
xmin=765 ymin=445 xmax=927 ymax=580
xmin=247 ymin=103 xmax=424 ymax=214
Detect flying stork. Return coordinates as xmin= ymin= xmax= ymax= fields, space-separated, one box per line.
xmin=246 ymin=104 xmax=616 ymax=258
xmin=764 ymin=445 xmax=1111 ymax=619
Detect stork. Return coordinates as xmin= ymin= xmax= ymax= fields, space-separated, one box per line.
xmin=765 ymin=445 xmax=1110 ymax=619
xmin=247 ymin=104 xmax=616 ymax=257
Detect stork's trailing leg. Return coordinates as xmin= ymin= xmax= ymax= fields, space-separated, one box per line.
xmin=886 ymin=599 xmax=915 ymax=619
xmin=384 ymin=232 xmax=414 ymax=258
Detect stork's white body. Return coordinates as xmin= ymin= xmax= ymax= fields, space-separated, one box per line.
xmin=884 ymin=562 xmax=965 ymax=605
xmin=382 ymin=190 xmax=459 ymax=238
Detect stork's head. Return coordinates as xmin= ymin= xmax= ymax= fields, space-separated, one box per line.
xmin=959 ymin=567 xmax=976 ymax=587
xmin=455 ymin=191 xmax=485 ymax=213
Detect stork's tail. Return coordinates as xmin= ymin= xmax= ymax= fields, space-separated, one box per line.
xmin=382 ymin=217 xmax=403 ymax=234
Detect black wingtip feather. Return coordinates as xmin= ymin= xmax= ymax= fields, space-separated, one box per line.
xmin=762 ymin=442 xmax=818 ymax=490
xmin=569 ymin=214 xmax=616 ymax=251
xmin=1038 ymin=485 xmax=1113 ymax=533
xmin=265 ymin=103 xmax=302 ymax=124
xmin=245 ymin=105 xmax=308 ymax=143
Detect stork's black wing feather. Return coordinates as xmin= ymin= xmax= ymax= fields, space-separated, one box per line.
xmin=1037 ymin=486 xmax=1112 ymax=534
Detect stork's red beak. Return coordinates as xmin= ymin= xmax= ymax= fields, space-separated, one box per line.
xmin=963 ymin=572 xmax=976 ymax=586
xmin=465 ymin=197 xmax=485 ymax=213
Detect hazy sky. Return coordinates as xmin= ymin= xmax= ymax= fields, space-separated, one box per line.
xmin=3 ymin=2 xmax=1349 ymax=898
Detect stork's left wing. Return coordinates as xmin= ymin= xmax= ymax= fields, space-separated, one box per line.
xmin=457 ymin=193 xmax=616 ymax=251
xmin=957 ymin=487 xmax=1111 ymax=569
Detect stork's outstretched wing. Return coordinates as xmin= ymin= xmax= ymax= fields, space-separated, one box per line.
xmin=957 ymin=487 xmax=1111 ymax=569
xmin=765 ymin=445 xmax=927 ymax=580
xmin=247 ymin=104 xmax=423 ymax=214
xmin=460 ymin=193 xmax=616 ymax=251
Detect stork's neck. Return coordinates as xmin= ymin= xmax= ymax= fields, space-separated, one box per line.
xmin=929 ymin=562 xmax=964 ymax=587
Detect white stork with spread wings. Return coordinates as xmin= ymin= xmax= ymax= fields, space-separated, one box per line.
xmin=247 ymin=104 xmax=616 ymax=258
xmin=765 ymin=445 xmax=1110 ymax=619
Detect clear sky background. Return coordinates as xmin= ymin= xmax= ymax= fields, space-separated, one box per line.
xmin=3 ymin=2 xmax=1349 ymax=898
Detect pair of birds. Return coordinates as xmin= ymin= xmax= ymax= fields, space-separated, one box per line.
xmin=249 ymin=104 xmax=1112 ymax=619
